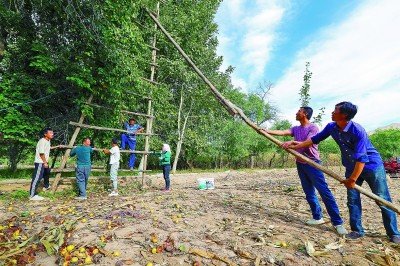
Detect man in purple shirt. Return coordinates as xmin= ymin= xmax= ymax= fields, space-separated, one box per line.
xmin=266 ymin=107 xmax=347 ymax=235
xmin=290 ymin=102 xmax=400 ymax=243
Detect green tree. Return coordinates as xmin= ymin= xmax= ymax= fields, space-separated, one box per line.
xmin=370 ymin=129 xmax=400 ymax=160
xmin=299 ymin=62 xmax=312 ymax=106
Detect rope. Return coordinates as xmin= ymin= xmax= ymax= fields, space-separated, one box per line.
xmin=0 ymin=89 xmax=69 ymax=113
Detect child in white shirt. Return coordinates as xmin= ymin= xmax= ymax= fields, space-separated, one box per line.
xmin=103 ymin=138 xmax=120 ymax=196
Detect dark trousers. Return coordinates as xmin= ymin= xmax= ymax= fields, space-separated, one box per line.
xmin=162 ymin=164 xmax=171 ymax=189
xmin=29 ymin=163 xmax=50 ymax=197
xmin=121 ymin=134 xmax=137 ymax=168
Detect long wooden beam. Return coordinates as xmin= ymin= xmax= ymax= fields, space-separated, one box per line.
xmin=146 ymin=10 xmax=400 ymax=214
xmin=69 ymin=122 xmax=156 ymax=136
xmin=125 ymin=90 xmax=152 ymax=100
xmin=51 ymin=145 xmax=152 ymax=154
xmin=85 ymin=103 xmax=155 ymax=119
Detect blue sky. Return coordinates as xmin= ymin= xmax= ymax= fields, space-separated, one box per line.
xmin=215 ymin=0 xmax=400 ymax=131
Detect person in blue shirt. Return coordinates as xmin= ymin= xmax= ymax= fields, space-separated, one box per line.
xmin=70 ymin=137 xmax=93 ymax=200
xmin=288 ymin=102 xmax=400 ymax=243
xmin=121 ymin=118 xmax=144 ymax=170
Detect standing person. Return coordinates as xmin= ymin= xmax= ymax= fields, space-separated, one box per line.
xmin=265 ymin=107 xmax=347 ymax=235
xmin=159 ymin=144 xmax=171 ymax=192
xmin=121 ymin=118 xmax=144 ymax=170
xmin=289 ymin=102 xmax=400 ymax=243
xmin=70 ymin=138 xmax=93 ymax=200
xmin=29 ymin=128 xmax=54 ymax=201
xmin=103 ymin=138 xmax=120 ymax=197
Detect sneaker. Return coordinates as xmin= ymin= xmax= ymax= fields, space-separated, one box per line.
xmin=345 ymin=231 xmax=364 ymax=240
xmin=75 ymin=196 xmax=87 ymax=200
xmin=129 ymin=167 xmax=134 ymax=171
xmin=390 ymin=235 xmax=400 ymax=244
xmin=306 ymin=218 xmax=325 ymax=225
xmin=30 ymin=195 xmax=45 ymax=201
xmin=334 ymin=224 xmax=348 ymax=235
xmin=108 ymin=191 xmax=119 ymax=197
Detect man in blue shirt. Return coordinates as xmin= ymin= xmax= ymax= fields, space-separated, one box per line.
xmin=70 ymin=137 xmax=93 ymax=200
xmin=121 ymin=118 xmax=144 ymax=170
xmin=289 ymin=102 xmax=400 ymax=243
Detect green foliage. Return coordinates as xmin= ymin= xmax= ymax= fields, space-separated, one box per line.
xmin=370 ymin=129 xmax=400 ymax=160
xmin=299 ymin=62 xmax=312 ymax=107
xmin=0 ymin=0 xmax=301 ymax=172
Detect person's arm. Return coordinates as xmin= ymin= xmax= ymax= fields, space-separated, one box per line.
xmin=39 ymin=154 xmax=49 ymax=168
xmin=289 ymin=123 xmax=332 ymax=150
xmin=70 ymin=148 xmax=76 ymax=157
xmin=37 ymin=140 xmax=49 ymax=167
xmin=342 ymin=162 xmax=365 ymax=189
xmin=264 ymin=129 xmax=292 ymax=136
xmin=135 ymin=125 xmax=144 ymax=134
xmin=287 ymin=139 xmax=313 ymax=149
xmin=103 ymin=149 xmax=111 ymax=155
xmin=341 ymin=129 xmax=369 ymax=189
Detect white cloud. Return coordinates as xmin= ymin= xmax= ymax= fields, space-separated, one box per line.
xmin=272 ymin=0 xmax=400 ymax=131
xmin=216 ymin=0 xmax=287 ymax=89
xmin=231 ymin=75 xmax=248 ymax=93
xmin=242 ymin=6 xmax=284 ymax=77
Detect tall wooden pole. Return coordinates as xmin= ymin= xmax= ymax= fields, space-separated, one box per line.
xmin=141 ymin=2 xmax=159 ymax=185
xmin=146 ymin=10 xmax=400 ymax=214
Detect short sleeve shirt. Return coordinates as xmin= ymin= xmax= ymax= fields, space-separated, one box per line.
xmin=290 ymin=124 xmax=320 ymax=163
xmin=109 ymin=146 xmax=120 ymax=165
xmin=34 ymin=138 xmax=51 ymax=163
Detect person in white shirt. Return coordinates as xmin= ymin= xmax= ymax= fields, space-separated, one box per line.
xmin=30 ymin=128 xmax=54 ymax=200
xmin=103 ymin=138 xmax=120 ymax=196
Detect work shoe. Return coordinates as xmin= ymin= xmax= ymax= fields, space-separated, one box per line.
xmin=306 ymin=218 xmax=325 ymax=225
xmin=75 ymin=196 xmax=87 ymax=200
xmin=334 ymin=224 xmax=348 ymax=235
xmin=345 ymin=231 xmax=364 ymax=240
xmin=30 ymin=195 xmax=45 ymax=201
xmin=390 ymin=235 xmax=400 ymax=243
xmin=109 ymin=191 xmax=119 ymax=197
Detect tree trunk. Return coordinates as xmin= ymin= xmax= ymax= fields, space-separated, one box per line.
xmin=268 ymin=153 xmax=276 ymax=168
xmin=172 ymin=140 xmax=182 ymax=173
xmin=250 ymin=155 xmax=255 ymax=169
xmin=172 ymin=90 xmax=192 ymax=174
xmin=7 ymin=141 xmax=27 ymax=172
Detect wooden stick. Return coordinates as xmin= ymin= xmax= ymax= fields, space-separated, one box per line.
xmin=52 ymin=168 xmax=106 ymax=173
xmin=51 ymin=95 xmax=94 ymax=192
xmin=141 ymin=77 xmax=159 ymax=86
xmin=68 ymin=122 xmax=156 ymax=136
xmin=84 ymin=103 xmax=155 ymax=118
xmin=125 ymin=90 xmax=152 ymax=100
xmin=147 ymin=10 xmax=400 ymax=215
xmin=51 ymin=145 xmax=152 ymax=154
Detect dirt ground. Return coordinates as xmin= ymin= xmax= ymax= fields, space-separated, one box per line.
xmin=1 ymin=168 xmax=400 ymax=266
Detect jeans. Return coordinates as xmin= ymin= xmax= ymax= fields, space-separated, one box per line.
xmin=76 ymin=165 xmax=91 ymax=197
xmin=121 ymin=134 xmax=136 ymax=168
xmin=162 ymin=164 xmax=171 ymax=189
xmin=297 ymin=161 xmax=343 ymax=226
xmin=347 ymin=165 xmax=399 ymax=236
xmin=29 ymin=163 xmax=51 ymax=197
